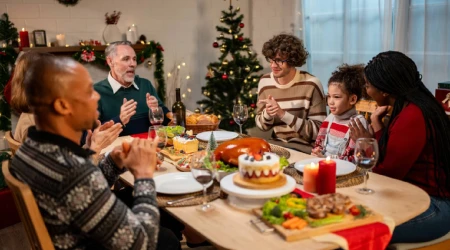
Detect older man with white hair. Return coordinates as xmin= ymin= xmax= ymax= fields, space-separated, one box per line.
xmin=95 ymin=41 xmax=172 ymax=135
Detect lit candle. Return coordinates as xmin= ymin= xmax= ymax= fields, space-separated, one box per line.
xmin=56 ymin=34 xmax=66 ymax=47
xmin=30 ymin=43 xmax=34 ymax=48
xmin=317 ymin=156 xmax=337 ymax=195
xmin=19 ymin=28 xmax=30 ymax=48
xmin=303 ymin=162 xmax=319 ymax=193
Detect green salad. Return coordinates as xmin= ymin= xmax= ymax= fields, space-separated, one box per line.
xmin=158 ymin=126 xmax=185 ymax=138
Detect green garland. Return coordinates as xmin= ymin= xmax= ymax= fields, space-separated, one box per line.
xmin=73 ymin=41 xmax=166 ymax=103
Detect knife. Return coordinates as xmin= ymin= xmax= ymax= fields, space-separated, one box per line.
xmin=166 ymin=192 xmax=219 ymax=205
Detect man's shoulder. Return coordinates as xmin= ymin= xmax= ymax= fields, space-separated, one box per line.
xmin=134 ymin=75 xmax=154 ymax=88
xmin=294 ymin=71 xmax=324 ymax=93
xmin=94 ymin=78 xmax=112 ymax=92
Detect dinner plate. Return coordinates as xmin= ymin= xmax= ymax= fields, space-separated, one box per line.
xmin=220 ymin=173 xmax=296 ymax=199
xmin=154 ymin=172 xmax=213 ymax=195
xmin=294 ymin=158 xmax=356 ymax=176
xmin=196 ymin=131 xmax=239 ymax=142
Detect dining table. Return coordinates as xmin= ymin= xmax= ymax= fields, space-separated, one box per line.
xmin=101 ymin=135 xmax=430 ymax=250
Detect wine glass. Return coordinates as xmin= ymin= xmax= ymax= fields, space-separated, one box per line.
xmin=354 ymin=138 xmax=379 ymax=195
xmin=149 ymin=107 xmax=164 ymax=126
xmin=190 ymin=151 xmax=217 ymax=212
xmin=148 ymin=126 xmax=167 ymax=171
xmin=233 ymin=104 xmax=248 ymax=135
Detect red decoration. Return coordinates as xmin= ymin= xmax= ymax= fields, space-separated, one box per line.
xmin=140 ymin=56 xmax=145 ymax=62
xmin=0 ymin=52 xmax=6 ymax=56
xmin=250 ymin=103 xmax=256 ymax=108
xmin=238 ymin=36 xmax=244 ymax=42
xmin=19 ymin=29 xmax=30 ymax=48
xmin=156 ymin=45 xmax=164 ymax=51
xmin=222 ymin=73 xmax=228 ymax=80
xmin=239 ymin=23 xmax=245 ymax=28
xmin=213 ymin=41 xmax=219 ymax=48
xmin=229 ymin=120 xmax=235 ymax=125
xmin=317 ymin=158 xmax=336 ymax=195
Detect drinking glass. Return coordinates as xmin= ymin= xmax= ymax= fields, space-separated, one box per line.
xmin=354 ymin=138 xmax=379 ymax=195
xmin=149 ymin=107 xmax=164 ymax=126
xmin=148 ymin=126 xmax=167 ymax=171
xmin=233 ymin=104 xmax=248 ymax=135
xmin=190 ymin=151 xmax=217 ymax=212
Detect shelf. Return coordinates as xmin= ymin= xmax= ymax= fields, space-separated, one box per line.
xmin=14 ymin=44 xmax=147 ymax=55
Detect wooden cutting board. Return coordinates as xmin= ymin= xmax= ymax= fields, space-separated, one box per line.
xmin=253 ymin=208 xmax=384 ymax=242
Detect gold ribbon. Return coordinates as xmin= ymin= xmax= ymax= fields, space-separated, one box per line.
xmin=442 ymin=93 xmax=450 ymax=107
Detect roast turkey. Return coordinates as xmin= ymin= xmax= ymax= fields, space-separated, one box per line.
xmin=213 ymin=137 xmax=271 ymax=166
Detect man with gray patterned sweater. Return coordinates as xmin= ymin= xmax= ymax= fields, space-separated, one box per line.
xmin=10 ymin=56 xmax=180 ymax=249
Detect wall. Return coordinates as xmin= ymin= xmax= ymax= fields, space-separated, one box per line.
xmin=0 ymin=0 xmax=296 ymax=147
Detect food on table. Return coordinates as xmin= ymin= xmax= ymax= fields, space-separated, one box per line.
xmin=261 ymin=193 xmax=369 ymax=230
xmin=186 ymin=114 xmax=219 ymax=125
xmin=122 ymin=141 xmax=131 ymax=156
xmin=238 ymin=152 xmax=281 ymax=184
xmin=214 ymin=137 xmax=271 ymax=166
xmin=173 ymin=133 xmax=199 ymax=154
xmin=159 ymin=126 xmax=185 ymax=145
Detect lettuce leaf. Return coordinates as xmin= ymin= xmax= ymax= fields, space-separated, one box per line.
xmin=279 ymin=156 xmax=289 ymax=169
xmin=217 ymin=160 xmax=238 ymax=172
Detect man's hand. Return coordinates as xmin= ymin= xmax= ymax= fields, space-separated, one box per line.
xmin=110 ymin=138 xmax=158 ymax=179
xmin=146 ymin=93 xmax=159 ymax=110
xmin=349 ymin=118 xmax=374 ymax=141
xmin=120 ymin=98 xmax=137 ymax=125
xmin=257 ymin=95 xmax=285 ymax=118
xmin=87 ymin=120 xmax=123 ymax=153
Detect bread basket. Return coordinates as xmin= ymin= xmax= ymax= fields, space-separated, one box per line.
xmin=186 ymin=121 xmax=220 ymax=135
xmin=185 ymin=114 xmax=220 ymax=134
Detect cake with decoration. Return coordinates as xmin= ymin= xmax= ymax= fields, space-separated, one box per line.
xmin=173 ymin=132 xmax=199 ymax=154
xmin=238 ymin=152 xmax=281 ymax=184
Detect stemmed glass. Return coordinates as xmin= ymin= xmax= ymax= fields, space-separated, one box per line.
xmin=354 ymin=138 xmax=379 ymax=195
xmin=149 ymin=107 xmax=164 ymax=126
xmin=233 ymin=104 xmax=248 ymax=135
xmin=190 ymin=151 xmax=217 ymax=212
xmin=148 ymin=126 xmax=167 ymax=171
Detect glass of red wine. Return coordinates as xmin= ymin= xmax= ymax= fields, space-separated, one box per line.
xmin=354 ymin=138 xmax=379 ymax=195
xmin=148 ymin=126 xmax=167 ymax=171
xmin=190 ymin=151 xmax=217 ymax=212
xmin=149 ymin=107 xmax=164 ymax=126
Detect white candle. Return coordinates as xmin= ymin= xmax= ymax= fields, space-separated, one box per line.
xmin=56 ymin=34 xmax=66 ymax=47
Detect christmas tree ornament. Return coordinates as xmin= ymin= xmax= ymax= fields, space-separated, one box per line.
xmin=244 ymin=66 xmax=250 ymax=72
xmin=250 ymin=103 xmax=256 ymax=108
xmin=248 ymin=50 xmax=253 ymax=55
xmin=237 ymin=6 xmax=240 ymax=11
xmin=250 ymin=113 xmax=255 ymax=118
xmin=229 ymin=120 xmax=235 ymax=125
xmin=195 ymin=108 xmax=201 ymax=113
xmin=239 ymin=23 xmax=245 ymax=28
xmin=255 ymin=65 xmax=260 ymax=69
xmin=220 ymin=16 xmax=225 ymax=22
xmin=228 ymin=29 xmax=233 ymax=34
xmin=253 ymin=78 xmax=257 ymax=82
xmin=213 ymin=41 xmax=219 ymax=48
xmin=238 ymin=36 xmax=244 ymax=42
xmin=222 ymin=73 xmax=228 ymax=80
xmin=220 ymin=47 xmax=226 ymax=52
xmin=229 ymin=70 xmax=234 ymax=75
xmin=219 ymin=33 xmax=224 ymax=38
xmin=206 ymin=68 xmax=215 ymax=78
xmin=242 ymin=44 xmax=248 ymax=49
xmin=222 ymin=60 xmax=229 ymax=65
xmin=234 ymin=35 xmax=238 ymax=39
xmin=244 ymin=79 xmax=248 ymax=83
xmin=147 ymin=61 xmax=152 ymax=67
xmin=221 ymin=44 xmax=227 ymax=48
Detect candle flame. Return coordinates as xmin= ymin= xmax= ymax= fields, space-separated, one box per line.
xmin=22 ymin=28 xmax=25 ymax=31
xmin=310 ymin=162 xmax=316 ymax=168
xmin=326 ymin=156 xmax=331 ymax=161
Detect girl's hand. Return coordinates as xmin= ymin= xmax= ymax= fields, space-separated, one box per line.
xmin=349 ymin=118 xmax=374 ymax=141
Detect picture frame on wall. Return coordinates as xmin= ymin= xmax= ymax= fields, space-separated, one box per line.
xmin=33 ymin=30 xmax=47 ymax=47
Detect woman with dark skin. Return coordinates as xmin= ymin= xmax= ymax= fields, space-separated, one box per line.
xmin=349 ymin=51 xmax=450 ymax=243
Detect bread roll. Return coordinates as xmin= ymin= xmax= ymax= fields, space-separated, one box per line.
xmin=196 ymin=115 xmax=213 ymax=125
xmin=209 ymin=114 xmax=219 ymax=124
xmin=186 ymin=115 xmax=198 ymax=125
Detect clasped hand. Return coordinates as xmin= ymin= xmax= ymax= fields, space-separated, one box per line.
xmin=257 ymin=94 xmax=285 ymax=118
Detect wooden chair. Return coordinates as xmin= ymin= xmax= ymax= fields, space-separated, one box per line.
xmin=388 ymin=232 xmax=450 ymax=250
xmin=355 ymin=99 xmax=377 ymax=121
xmin=5 ymin=131 xmax=21 ymax=156
xmin=2 ymin=160 xmax=54 ymax=250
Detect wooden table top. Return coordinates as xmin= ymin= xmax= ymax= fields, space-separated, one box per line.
xmin=104 ymin=136 xmax=430 ymax=250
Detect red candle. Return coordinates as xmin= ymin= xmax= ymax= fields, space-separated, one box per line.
xmin=303 ymin=162 xmax=319 ymax=193
xmin=317 ymin=156 xmax=336 ymax=195
xmin=19 ymin=28 xmax=30 ymax=48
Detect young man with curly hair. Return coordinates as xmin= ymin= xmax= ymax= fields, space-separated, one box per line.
xmin=256 ymin=34 xmax=326 ymax=153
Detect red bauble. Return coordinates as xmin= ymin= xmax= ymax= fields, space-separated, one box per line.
xmin=250 ymin=103 xmax=256 ymax=108
xmin=229 ymin=120 xmax=235 ymax=125
xmin=222 ymin=73 xmax=228 ymax=80
xmin=213 ymin=42 xmax=219 ymax=48
xmin=239 ymin=23 xmax=245 ymax=28
xmin=238 ymin=36 xmax=244 ymax=42
xmin=140 ymin=56 xmax=145 ymax=62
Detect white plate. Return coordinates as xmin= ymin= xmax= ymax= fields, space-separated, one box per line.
xmin=220 ymin=173 xmax=296 ymax=199
xmin=154 ymin=172 xmax=213 ymax=195
xmin=294 ymin=158 xmax=356 ymax=176
xmin=196 ymin=131 xmax=239 ymax=142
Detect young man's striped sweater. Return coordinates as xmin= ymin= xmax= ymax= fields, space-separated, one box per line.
xmin=255 ymin=70 xmax=327 ymax=153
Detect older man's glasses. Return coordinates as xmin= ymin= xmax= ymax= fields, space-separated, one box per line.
xmin=266 ymin=57 xmax=289 ymax=67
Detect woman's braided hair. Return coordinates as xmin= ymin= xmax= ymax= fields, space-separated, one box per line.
xmin=365 ymin=51 xmax=450 ymax=197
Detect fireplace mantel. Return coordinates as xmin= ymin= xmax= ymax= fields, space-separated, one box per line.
xmin=15 ymin=44 xmax=147 ymax=56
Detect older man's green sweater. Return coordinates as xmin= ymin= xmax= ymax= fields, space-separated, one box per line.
xmin=94 ymin=75 xmax=169 ymax=135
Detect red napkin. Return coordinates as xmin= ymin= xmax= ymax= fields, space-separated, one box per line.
xmin=292 ymin=188 xmax=391 ymax=250
xmin=130 ymin=133 xmax=148 ymax=139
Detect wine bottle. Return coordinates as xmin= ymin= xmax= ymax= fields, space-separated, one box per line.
xmin=172 ymin=88 xmax=186 ymax=127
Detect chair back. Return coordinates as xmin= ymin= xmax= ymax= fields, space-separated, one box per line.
xmin=1 ymin=161 xmax=54 ymax=250
xmin=5 ymin=131 xmax=21 ymax=156
xmin=355 ymin=100 xmax=377 ymax=121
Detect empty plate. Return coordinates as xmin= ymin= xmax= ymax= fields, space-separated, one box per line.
xmin=294 ymin=158 xmax=357 ymax=176
xmin=196 ymin=131 xmax=239 ymax=142
xmin=154 ymin=172 xmax=213 ymax=195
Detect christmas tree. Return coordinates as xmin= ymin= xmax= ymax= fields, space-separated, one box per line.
xmin=206 ymin=132 xmax=218 ymax=152
xmin=197 ymin=4 xmax=263 ymax=133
